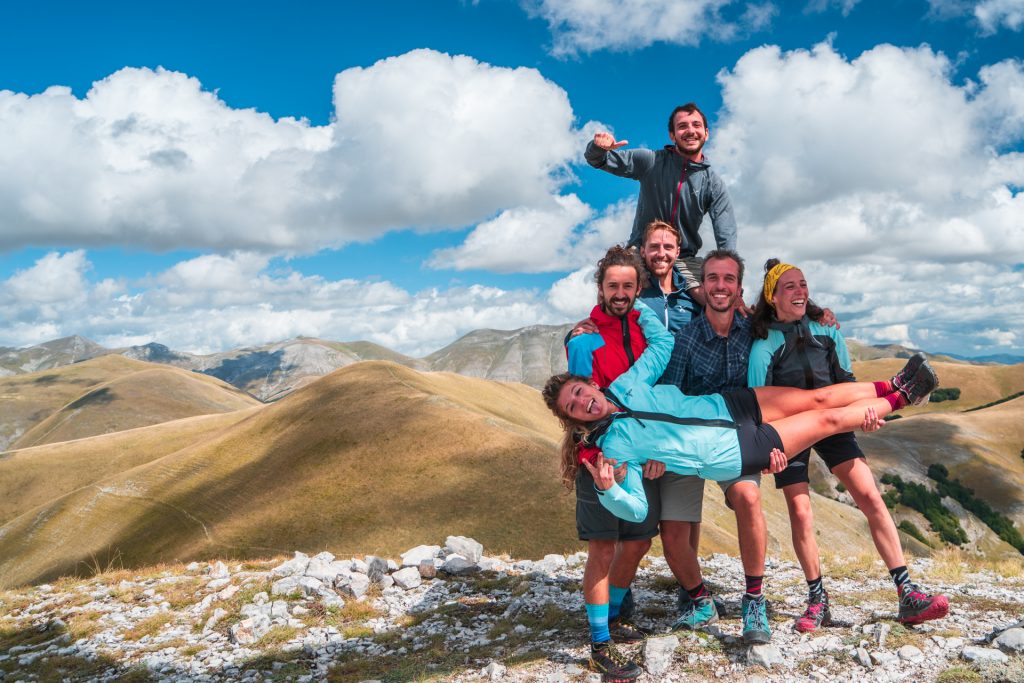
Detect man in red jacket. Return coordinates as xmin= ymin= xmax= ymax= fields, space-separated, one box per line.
xmin=565 ymin=245 xmax=662 ymax=680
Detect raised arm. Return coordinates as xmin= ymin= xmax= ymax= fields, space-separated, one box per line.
xmin=628 ymin=300 xmax=674 ymax=386
xmin=585 ymin=133 xmax=656 ymax=180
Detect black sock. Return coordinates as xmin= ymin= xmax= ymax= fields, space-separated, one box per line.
xmin=685 ymin=582 xmax=709 ymax=600
xmin=807 ymin=576 xmax=824 ymax=601
xmin=890 ymin=565 xmax=910 ymax=592
xmin=745 ymin=574 xmax=763 ymax=597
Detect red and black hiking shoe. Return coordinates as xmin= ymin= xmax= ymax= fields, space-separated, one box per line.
xmin=589 ymin=641 xmax=641 ymax=682
xmin=897 ymin=583 xmax=949 ymax=624
xmin=795 ymin=590 xmax=833 ymax=633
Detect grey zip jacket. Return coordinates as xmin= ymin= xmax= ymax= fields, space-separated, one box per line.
xmin=585 ymin=142 xmax=738 ymax=254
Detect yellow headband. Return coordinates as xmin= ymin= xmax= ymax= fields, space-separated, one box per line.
xmin=763 ymin=263 xmax=797 ymax=305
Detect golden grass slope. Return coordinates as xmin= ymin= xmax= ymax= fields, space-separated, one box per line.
xmin=859 ymin=395 xmax=1024 ymax=529
xmin=0 ymin=362 xmax=580 ymax=587
xmin=6 ymin=359 xmax=1015 ymax=588
xmin=12 ymin=365 xmax=260 ymax=449
xmin=853 ymin=358 xmax=1024 ymax=415
xmin=0 ymin=355 xmax=147 ymax=450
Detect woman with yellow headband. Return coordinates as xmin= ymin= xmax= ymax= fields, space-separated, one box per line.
xmin=748 ymin=258 xmax=949 ymax=631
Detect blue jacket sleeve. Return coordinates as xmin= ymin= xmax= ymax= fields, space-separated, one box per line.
xmin=629 ymin=300 xmax=674 ymax=386
xmin=566 ymin=333 xmax=604 ymax=377
xmin=595 ymin=462 xmax=648 ymax=523
xmin=585 ymin=142 xmax=656 ymax=179
xmin=747 ymin=338 xmax=773 ymax=388
xmin=708 ymin=172 xmax=738 ymax=251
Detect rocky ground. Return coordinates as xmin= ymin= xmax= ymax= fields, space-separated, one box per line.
xmin=1 ymin=538 xmax=1023 ymax=682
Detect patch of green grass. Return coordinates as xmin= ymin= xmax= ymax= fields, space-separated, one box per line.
xmin=123 ymin=612 xmax=175 ymax=641
xmin=258 ymin=624 xmax=300 ymax=646
xmin=937 ymin=666 xmax=984 ymax=683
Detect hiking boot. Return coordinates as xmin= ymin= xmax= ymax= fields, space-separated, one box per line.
xmin=678 ymin=586 xmax=727 ymax=616
xmin=671 ymin=594 xmax=719 ymax=631
xmin=794 ymin=590 xmax=832 ymax=633
xmin=897 ymin=583 xmax=949 ymax=625
xmin=741 ymin=593 xmax=771 ymax=644
xmin=898 ymin=360 xmax=939 ymax=406
xmin=617 ymin=587 xmax=635 ymax=623
xmin=589 ymin=641 xmax=642 ymax=682
xmin=891 ymin=353 xmax=927 ymax=393
xmin=608 ymin=618 xmax=651 ymax=644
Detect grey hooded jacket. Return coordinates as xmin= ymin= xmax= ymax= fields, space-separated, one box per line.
xmin=585 ymin=142 xmax=738 ymax=254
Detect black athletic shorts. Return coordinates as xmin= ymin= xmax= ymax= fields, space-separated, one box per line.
xmin=722 ymin=388 xmax=785 ymax=477
xmin=575 ymin=466 xmax=661 ymax=541
xmin=773 ymin=431 xmax=865 ymax=488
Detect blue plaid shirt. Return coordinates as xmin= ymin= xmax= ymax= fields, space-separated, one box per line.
xmin=659 ymin=313 xmax=753 ymax=395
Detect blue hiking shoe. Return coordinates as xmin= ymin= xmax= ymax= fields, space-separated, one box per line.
xmin=671 ymin=594 xmax=719 ymax=631
xmin=741 ymin=593 xmax=771 ymax=644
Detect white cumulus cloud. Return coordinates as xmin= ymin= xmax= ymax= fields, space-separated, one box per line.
xmin=524 ymin=0 xmax=776 ymax=56
xmin=0 ymin=50 xmax=587 ymax=252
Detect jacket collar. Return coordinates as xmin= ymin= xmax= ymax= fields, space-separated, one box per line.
xmin=662 ymin=146 xmax=711 ymax=169
xmin=589 ymin=304 xmax=639 ymax=330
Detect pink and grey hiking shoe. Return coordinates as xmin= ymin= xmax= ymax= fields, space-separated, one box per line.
xmin=897 ymin=582 xmax=949 ymax=624
xmin=795 ymin=590 xmax=832 ymax=633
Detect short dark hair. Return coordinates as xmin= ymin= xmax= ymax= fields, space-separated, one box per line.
xmin=702 ymin=248 xmax=745 ymax=284
xmin=594 ymin=244 xmax=647 ymax=290
xmin=667 ymin=103 xmax=708 ymax=132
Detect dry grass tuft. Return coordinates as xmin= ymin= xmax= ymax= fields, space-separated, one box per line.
xmin=122 ymin=612 xmax=175 ymax=641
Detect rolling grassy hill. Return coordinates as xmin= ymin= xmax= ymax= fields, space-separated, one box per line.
xmin=0 ymin=360 xmax=954 ymax=590
xmin=0 ymin=355 xmax=260 ymax=452
xmin=12 ymin=366 xmax=260 ymax=449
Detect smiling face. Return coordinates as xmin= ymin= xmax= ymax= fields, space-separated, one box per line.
xmin=703 ymin=256 xmax=741 ymax=313
xmin=772 ymin=268 xmax=809 ymax=322
xmin=669 ymin=110 xmax=708 ymax=157
xmin=599 ymin=264 xmax=640 ymax=317
xmin=557 ymin=379 xmax=613 ymax=423
xmin=640 ymin=228 xmax=680 ymax=282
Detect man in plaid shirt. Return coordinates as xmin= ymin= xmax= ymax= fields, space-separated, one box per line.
xmin=657 ymin=248 xmax=771 ymax=642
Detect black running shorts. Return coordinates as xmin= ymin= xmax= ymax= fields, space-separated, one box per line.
xmin=722 ymin=388 xmax=785 ymax=477
xmin=575 ymin=466 xmax=661 ymax=541
xmin=773 ymin=431 xmax=865 ymax=488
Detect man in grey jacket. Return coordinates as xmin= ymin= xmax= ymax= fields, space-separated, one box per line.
xmin=585 ymin=103 xmax=738 ymax=308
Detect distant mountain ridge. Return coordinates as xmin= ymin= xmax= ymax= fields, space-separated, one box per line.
xmin=1 ymin=329 xmax=1018 ymax=401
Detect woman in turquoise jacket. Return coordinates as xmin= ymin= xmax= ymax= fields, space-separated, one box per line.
xmin=543 ymin=300 xmax=937 ymax=523
xmin=746 ymin=259 xmax=949 ymax=629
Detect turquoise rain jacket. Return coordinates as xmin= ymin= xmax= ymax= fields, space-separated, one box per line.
xmin=585 ymin=301 xmax=744 ymax=522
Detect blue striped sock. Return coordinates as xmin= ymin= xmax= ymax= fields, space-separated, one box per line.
xmin=608 ymin=585 xmax=629 ymax=620
xmin=585 ymin=602 xmax=610 ymax=643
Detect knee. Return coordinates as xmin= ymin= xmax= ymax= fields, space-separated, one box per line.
xmin=821 ymin=408 xmax=844 ymax=431
xmin=660 ymin=521 xmax=691 ymax=545
xmin=729 ymin=484 xmax=762 ymax=514
xmin=786 ymin=496 xmax=815 ymax=529
xmin=619 ymin=539 xmax=651 ymax=562
xmin=588 ymin=540 xmax=616 ymax=567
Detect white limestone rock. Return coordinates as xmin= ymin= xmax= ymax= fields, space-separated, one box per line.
xmin=208 ymin=561 xmax=230 ymax=580
xmin=643 ymin=635 xmax=679 ymax=675
xmin=444 ymin=536 xmax=484 ymax=563
xmin=392 ymin=567 xmax=422 ymax=590
xmin=338 ymin=573 xmax=370 ymax=598
xmin=747 ymin=644 xmax=784 ymax=668
xmin=994 ymin=627 xmax=1024 ymax=654
xmin=482 ymin=661 xmax=507 ymax=680
xmin=271 ymin=552 xmax=310 ymax=578
xmin=962 ymin=646 xmax=1009 ymax=663
xmin=897 ymin=645 xmax=924 ymax=662
xmin=402 ymin=545 xmax=441 ymax=567
xmin=230 ymin=615 xmax=271 ymax=645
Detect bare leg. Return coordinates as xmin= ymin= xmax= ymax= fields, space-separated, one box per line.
xmin=727 ymin=482 xmax=766 ymax=577
xmin=661 ymin=521 xmax=702 ymax=588
xmin=782 ymin=483 xmax=822 ymax=581
xmin=754 ymin=383 xmax=885 ymax=422
xmin=769 ymin=399 xmax=893 ymax=457
xmin=832 ymin=459 xmax=906 ymax=570
xmin=607 ymin=539 xmax=652 ymax=589
xmin=583 ymin=540 xmax=617 ymax=604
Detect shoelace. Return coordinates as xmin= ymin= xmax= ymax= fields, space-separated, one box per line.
xmin=746 ymin=598 xmax=767 ymax=626
xmin=901 ymin=583 xmax=930 ymax=605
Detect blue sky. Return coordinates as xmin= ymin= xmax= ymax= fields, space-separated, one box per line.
xmin=0 ymin=0 xmax=1022 ymax=357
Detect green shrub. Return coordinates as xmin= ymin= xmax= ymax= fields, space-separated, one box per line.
xmin=930 ymin=387 xmax=961 ymax=402
xmin=897 ymin=520 xmax=930 ymax=546
xmin=927 ymin=463 xmax=1024 ymax=554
